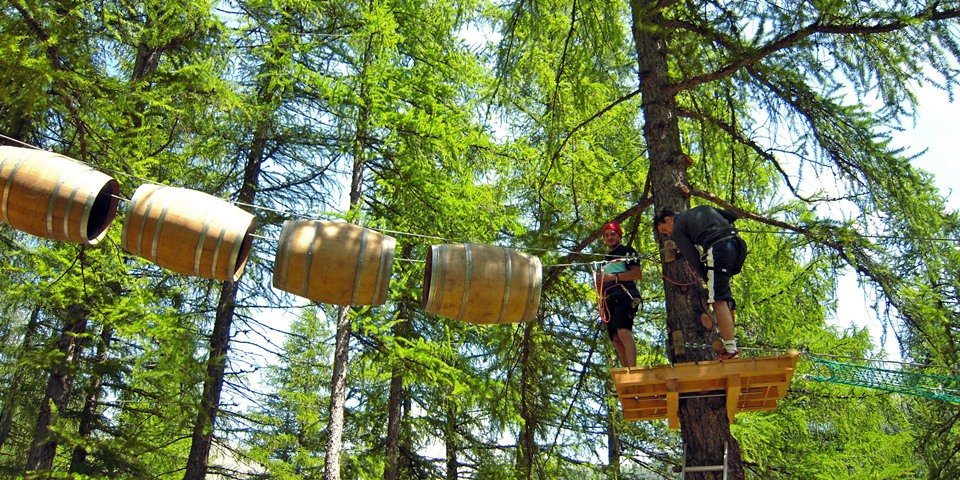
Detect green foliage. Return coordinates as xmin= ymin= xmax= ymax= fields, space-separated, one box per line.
xmin=0 ymin=0 xmax=959 ymax=478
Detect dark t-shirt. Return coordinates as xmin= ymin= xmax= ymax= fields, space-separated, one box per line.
xmin=672 ymin=205 xmax=736 ymax=278
xmin=603 ymin=244 xmax=640 ymax=299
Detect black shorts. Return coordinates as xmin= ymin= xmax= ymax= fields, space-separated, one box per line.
xmin=603 ymin=295 xmax=637 ymax=340
xmin=705 ymin=236 xmax=747 ymax=305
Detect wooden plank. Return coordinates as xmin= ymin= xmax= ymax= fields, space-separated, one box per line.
xmin=666 ymin=379 xmax=680 ymax=429
xmin=611 ymin=353 xmax=799 ymax=426
xmin=611 ymin=355 xmax=798 ymax=386
xmin=726 ymin=374 xmax=741 ymax=424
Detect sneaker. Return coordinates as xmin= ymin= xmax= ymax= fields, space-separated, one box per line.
xmin=717 ymin=349 xmax=740 ymax=361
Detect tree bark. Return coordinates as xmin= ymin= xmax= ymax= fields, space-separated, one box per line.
xmin=384 ymin=354 xmax=404 ymax=480
xmin=326 ymin=16 xmax=373 ymax=478
xmin=384 ymin=253 xmax=413 ymax=480
xmin=324 ymin=307 xmax=351 ymax=480
xmin=517 ymin=322 xmax=538 ymax=479
xmin=605 ymin=376 xmax=621 ymax=480
xmin=183 ymin=280 xmax=238 ymax=480
xmin=629 ymin=1 xmax=743 ymax=477
xmin=445 ymin=398 xmax=458 ymax=480
xmin=183 ymin=105 xmax=265 ymax=480
xmin=26 ymin=303 xmax=88 ymax=471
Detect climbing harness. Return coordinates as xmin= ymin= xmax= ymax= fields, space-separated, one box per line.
xmin=592 ymin=259 xmax=643 ymax=324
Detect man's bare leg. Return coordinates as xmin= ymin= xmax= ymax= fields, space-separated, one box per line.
xmin=713 ymin=300 xmax=735 ymax=341
xmin=713 ymin=300 xmax=738 ymax=358
xmin=616 ymin=329 xmax=637 ymax=367
xmin=612 ymin=335 xmax=626 ymax=366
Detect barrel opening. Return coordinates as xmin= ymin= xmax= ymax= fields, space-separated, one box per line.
xmin=87 ymin=179 xmax=120 ymax=241
xmin=232 ymin=221 xmax=257 ymax=280
xmin=422 ymin=247 xmax=434 ymax=307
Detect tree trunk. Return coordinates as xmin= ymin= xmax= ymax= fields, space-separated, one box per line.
xmin=384 ymin=355 xmax=404 ymax=480
xmin=629 ymin=1 xmax=743 ymax=477
xmin=26 ymin=303 xmax=88 ymax=471
xmin=324 ymin=306 xmax=352 ymax=480
xmin=517 ymin=322 xmax=538 ymax=479
xmin=445 ymin=398 xmax=458 ymax=480
xmin=385 ymin=256 xmax=413 ymax=480
xmin=69 ymin=325 xmax=113 ymax=474
xmin=326 ymin=19 xmax=373 ymax=478
xmin=605 ymin=376 xmax=621 ymax=480
xmin=183 ymin=111 xmax=265 ymax=480
xmin=0 ymin=305 xmax=40 ymax=449
xmin=183 ymin=280 xmax=238 ymax=480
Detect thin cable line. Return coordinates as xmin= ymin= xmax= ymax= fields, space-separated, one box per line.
xmin=737 ymin=228 xmax=959 ymax=244
xmin=395 ymin=257 xmax=426 ymax=264
xmin=3 ymin=135 xmax=957 ymax=262
xmin=0 ymin=135 xmax=40 ymax=149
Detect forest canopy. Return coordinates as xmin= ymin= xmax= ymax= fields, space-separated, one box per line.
xmin=1 ymin=0 xmax=959 ymax=479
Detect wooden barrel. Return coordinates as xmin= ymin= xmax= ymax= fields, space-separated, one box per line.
xmin=0 ymin=146 xmax=119 ymax=245
xmin=121 ymin=184 xmax=256 ymax=281
xmin=273 ymin=220 xmax=396 ymax=306
xmin=422 ymin=244 xmax=542 ymax=324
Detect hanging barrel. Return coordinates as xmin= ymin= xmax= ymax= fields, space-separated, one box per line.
xmin=0 ymin=146 xmax=119 ymax=245
xmin=121 ymin=184 xmax=256 ymax=281
xmin=273 ymin=220 xmax=396 ymax=306
xmin=423 ymin=244 xmax=542 ymax=324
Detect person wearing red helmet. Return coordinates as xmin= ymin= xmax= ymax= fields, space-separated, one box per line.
xmin=597 ymin=221 xmax=642 ymax=368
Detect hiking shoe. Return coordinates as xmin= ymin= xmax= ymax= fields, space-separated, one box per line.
xmin=717 ymin=349 xmax=740 ymax=361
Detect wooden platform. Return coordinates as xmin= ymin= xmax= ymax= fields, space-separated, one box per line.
xmin=611 ymin=352 xmax=799 ymax=429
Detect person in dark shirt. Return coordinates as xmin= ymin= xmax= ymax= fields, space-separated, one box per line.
xmin=596 ymin=221 xmax=642 ymax=367
xmin=653 ymin=206 xmax=747 ymax=361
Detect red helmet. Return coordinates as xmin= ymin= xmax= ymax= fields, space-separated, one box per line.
xmin=602 ymin=221 xmax=622 ymax=236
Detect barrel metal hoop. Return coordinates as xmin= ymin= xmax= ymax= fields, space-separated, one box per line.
xmin=372 ymin=235 xmax=396 ymax=305
xmin=425 ymin=245 xmax=443 ymax=313
xmin=210 ymin=220 xmax=229 ymax=280
xmin=46 ymin=173 xmax=67 ymax=240
xmin=497 ymin=247 xmax=512 ymax=324
xmin=61 ymin=182 xmax=84 ymax=243
xmin=195 ymin=206 xmax=216 ymax=277
xmin=351 ymin=227 xmax=369 ymax=306
xmin=457 ymin=244 xmax=473 ymax=321
xmin=521 ymin=256 xmax=543 ymax=322
xmin=152 ymin=196 xmax=174 ymax=261
xmin=274 ymin=220 xmax=294 ymax=290
xmin=1 ymin=159 xmax=24 ymax=224
xmin=133 ymin=189 xmax=161 ymax=257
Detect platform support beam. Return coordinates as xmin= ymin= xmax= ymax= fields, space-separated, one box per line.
xmin=725 ymin=374 xmax=741 ymax=424
xmin=611 ymin=353 xmax=799 ymax=425
xmin=666 ymin=378 xmax=680 ymax=429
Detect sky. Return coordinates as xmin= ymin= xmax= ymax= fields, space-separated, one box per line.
xmin=833 ymin=83 xmax=960 ymax=361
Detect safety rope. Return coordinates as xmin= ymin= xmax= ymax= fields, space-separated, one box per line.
xmin=592 ymin=262 xmax=609 ymax=324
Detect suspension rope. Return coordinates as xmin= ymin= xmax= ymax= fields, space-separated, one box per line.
xmin=804 ymin=356 xmax=960 ymax=403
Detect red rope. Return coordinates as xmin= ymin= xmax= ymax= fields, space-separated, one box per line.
xmin=661 ymin=260 xmax=700 ymax=287
xmin=594 ymin=263 xmax=610 ymax=324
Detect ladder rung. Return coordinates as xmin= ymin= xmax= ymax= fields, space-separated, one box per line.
xmin=684 ymin=465 xmax=724 ymax=472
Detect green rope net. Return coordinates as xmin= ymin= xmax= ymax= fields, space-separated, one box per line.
xmin=807 ymin=357 xmax=960 ymax=404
